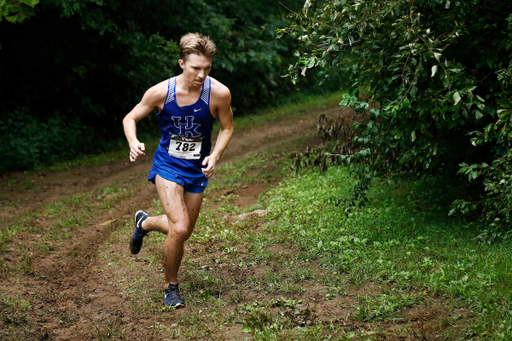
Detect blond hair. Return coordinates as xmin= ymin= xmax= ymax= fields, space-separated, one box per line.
xmin=179 ymin=33 xmax=216 ymax=61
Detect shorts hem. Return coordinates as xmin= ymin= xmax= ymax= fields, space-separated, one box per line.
xmin=148 ymin=167 xmax=208 ymax=193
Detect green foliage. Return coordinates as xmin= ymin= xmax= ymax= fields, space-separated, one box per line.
xmin=451 ymin=38 xmax=512 ymax=240
xmin=0 ymin=0 xmax=38 ymax=23
xmin=0 ymin=0 xmax=316 ymax=172
xmin=282 ymin=0 xmax=512 ymax=238
xmin=0 ymin=107 xmax=90 ymax=171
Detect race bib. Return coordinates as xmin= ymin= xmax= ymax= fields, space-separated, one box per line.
xmin=168 ymin=135 xmax=202 ymax=160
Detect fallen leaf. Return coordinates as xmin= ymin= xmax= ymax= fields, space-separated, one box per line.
xmin=100 ymin=219 xmax=117 ymax=226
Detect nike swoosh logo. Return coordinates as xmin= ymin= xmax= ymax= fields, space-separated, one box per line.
xmin=194 ymin=108 xmax=202 ymax=112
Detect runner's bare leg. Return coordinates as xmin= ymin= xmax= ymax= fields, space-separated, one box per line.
xmin=145 ymin=175 xmax=202 ymax=287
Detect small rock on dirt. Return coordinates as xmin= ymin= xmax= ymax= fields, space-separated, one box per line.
xmin=229 ymin=209 xmax=268 ymax=221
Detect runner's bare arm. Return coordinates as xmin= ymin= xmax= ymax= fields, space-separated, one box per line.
xmin=202 ymin=86 xmax=234 ymax=178
xmin=123 ymin=83 xmax=167 ymax=162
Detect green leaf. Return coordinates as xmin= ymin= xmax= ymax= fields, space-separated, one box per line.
xmin=453 ymin=91 xmax=461 ymax=105
xmin=1 ymin=0 xmax=39 ymax=23
xmin=431 ymin=65 xmax=438 ymax=77
xmin=475 ymin=110 xmax=483 ymax=120
xmin=497 ymin=99 xmax=512 ymax=108
xmin=305 ymin=56 xmax=316 ymax=68
xmin=402 ymin=97 xmax=411 ymax=110
xmin=242 ymin=326 xmax=253 ymax=333
xmin=434 ymin=52 xmax=442 ymax=62
xmin=410 ymin=85 xmax=418 ymax=98
xmin=411 ymin=130 xmax=417 ymax=142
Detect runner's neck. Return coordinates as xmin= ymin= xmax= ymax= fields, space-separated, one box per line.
xmin=176 ymin=74 xmax=203 ymax=95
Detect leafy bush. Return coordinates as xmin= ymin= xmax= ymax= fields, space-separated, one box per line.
xmin=0 ymin=107 xmax=91 ymax=171
xmin=1 ymin=0 xmax=336 ymax=171
xmin=281 ymin=0 xmax=512 ymax=238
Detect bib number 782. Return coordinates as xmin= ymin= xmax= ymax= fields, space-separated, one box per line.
xmin=175 ymin=141 xmax=195 ymax=152
xmin=168 ymin=134 xmax=202 ymax=160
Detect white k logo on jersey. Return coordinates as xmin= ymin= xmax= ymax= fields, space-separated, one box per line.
xmin=171 ymin=116 xmax=201 ymax=137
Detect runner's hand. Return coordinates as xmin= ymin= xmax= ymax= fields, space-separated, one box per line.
xmin=202 ymin=155 xmax=216 ymax=178
xmin=129 ymin=142 xmax=145 ymax=162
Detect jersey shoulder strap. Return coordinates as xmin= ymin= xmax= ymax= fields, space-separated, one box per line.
xmin=164 ymin=76 xmax=177 ymax=105
xmin=200 ymin=76 xmax=211 ymax=106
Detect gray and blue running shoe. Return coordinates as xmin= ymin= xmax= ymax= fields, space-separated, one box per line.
xmin=130 ymin=210 xmax=149 ymax=255
xmin=164 ymin=283 xmax=185 ymax=308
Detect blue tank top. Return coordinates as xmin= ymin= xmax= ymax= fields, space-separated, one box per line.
xmin=152 ymin=76 xmax=216 ymax=177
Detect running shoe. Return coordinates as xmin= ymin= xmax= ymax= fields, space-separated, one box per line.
xmin=164 ymin=283 xmax=185 ymax=308
xmin=130 ymin=210 xmax=149 ymax=255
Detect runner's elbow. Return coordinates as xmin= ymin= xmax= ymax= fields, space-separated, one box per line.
xmin=123 ymin=115 xmax=136 ymax=127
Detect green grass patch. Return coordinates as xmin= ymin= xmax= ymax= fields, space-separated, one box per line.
xmin=206 ymin=151 xmax=281 ymax=192
xmin=94 ymin=181 xmax=134 ymax=209
xmin=355 ymin=290 xmax=420 ymax=322
xmin=34 ymin=136 xmax=161 ymax=173
xmin=231 ymin=91 xmax=345 ymax=131
xmin=265 ymin=167 xmax=512 ymax=339
xmin=0 ymin=294 xmax=33 ymax=339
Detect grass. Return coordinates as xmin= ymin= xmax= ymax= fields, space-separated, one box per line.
xmin=5 ymin=91 xmax=511 ymax=340
xmin=264 ymin=167 xmax=512 ymax=339
xmin=230 ymin=91 xmax=345 ymax=131
xmin=0 ymin=294 xmax=33 ymax=340
xmin=354 ymin=291 xmax=420 ymax=322
xmin=96 ymin=148 xmax=494 ymax=339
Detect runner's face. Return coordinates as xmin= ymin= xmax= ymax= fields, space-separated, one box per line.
xmin=179 ymin=54 xmax=212 ymax=87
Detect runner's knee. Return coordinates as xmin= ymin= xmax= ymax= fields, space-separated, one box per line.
xmin=169 ymin=222 xmax=192 ymax=241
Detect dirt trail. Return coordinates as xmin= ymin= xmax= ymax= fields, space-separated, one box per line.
xmin=0 ymin=107 xmax=333 ymax=225
xmin=0 ymin=105 xmax=346 ymax=340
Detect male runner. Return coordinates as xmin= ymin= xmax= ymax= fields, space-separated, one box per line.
xmin=122 ymin=33 xmax=233 ymax=308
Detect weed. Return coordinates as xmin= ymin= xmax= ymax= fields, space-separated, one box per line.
xmin=282 ymin=283 xmax=306 ymax=295
xmin=228 ymin=289 xmax=245 ymax=304
xmin=291 ymin=268 xmax=316 ymax=283
xmin=37 ymin=242 xmax=52 ymax=254
xmin=0 ymin=294 xmax=30 ymax=325
xmin=240 ymin=302 xmax=275 ymax=331
xmin=92 ymin=318 xmax=127 ymax=340
xmin=355 ymin=291 xmax=419 ymax=322
xmin=95 ymin=182 xmax=133 ymax=209
xmin=269 ymin=297 xmax=302 ymax=309
xmin=16 ymin=257 xmax=32 ymax=275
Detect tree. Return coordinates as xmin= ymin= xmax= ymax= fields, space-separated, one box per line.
xmin=0 ymin=0 xmax=305 ymax=171
xmin=281 ymin=0 xmax=512 ymax=238
xmin=0 ymin=0 xmax=39 ymax=23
